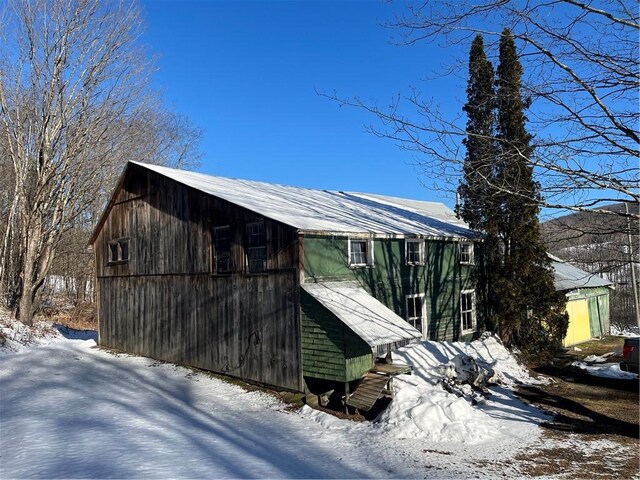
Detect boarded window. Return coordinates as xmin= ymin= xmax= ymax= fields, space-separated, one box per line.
xmin=247 ymin=221 xmax=267 ymax=273
xmin=461 ymin=290 xmax=476 ymax=332
xmin=406 ymin=294 xmax=425 ymax=337
xmin=107 ymin=238 xmax=129 ymax=264
xmin=213 ymin=225 xmax=231 ymax=273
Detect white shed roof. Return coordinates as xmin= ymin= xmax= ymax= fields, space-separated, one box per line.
xmin=550 ymin=255 xmax=613 ymax=291
xmin=301 ymin=282 xmax=422 ymax=347
xmin=131 ymin=161 xmax=474 ymax=238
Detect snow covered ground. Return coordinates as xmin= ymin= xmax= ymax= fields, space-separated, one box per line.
xmin=571 ymin=356 xmax=638 ymax=379
xmin=0 ymin=320 xmax=607 ymax=478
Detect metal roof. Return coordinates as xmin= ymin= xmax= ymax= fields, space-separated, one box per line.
xmin=550 ymin=256 xmax=613 ymax=291
xmin=301 ymin=282 xmax=422 ymax=347
xmin=130 ymin=161 xmax=475 ymax=239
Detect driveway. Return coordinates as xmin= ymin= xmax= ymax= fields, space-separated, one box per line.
xmin=514 ymin=339 xmax=639 ymax=478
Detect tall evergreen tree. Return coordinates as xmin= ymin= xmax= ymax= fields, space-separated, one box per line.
xmin=458 ymin=34 xmax=495 ymax=231
xmin=458 ymin=34 xmax=499 ymax=330
xmin=493 ymin=29 xmax=567 ymax=355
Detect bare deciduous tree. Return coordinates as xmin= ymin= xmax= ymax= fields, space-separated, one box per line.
xmin=0 ymin=0 xmax=202 ymax=324
xmin=324 ymin=0 xmax=638 ymax=220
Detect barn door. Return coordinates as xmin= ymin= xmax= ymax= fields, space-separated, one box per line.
xmin=588 ymin=296 xmax=602 ymax=338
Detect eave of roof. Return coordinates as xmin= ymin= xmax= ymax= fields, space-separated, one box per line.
xmin=301 ymin=281 xmax=422 ymax=347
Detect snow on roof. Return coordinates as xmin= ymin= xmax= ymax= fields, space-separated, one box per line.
xmin=550 ymin=255 xmax=613 ymax=291
xmin=301 ymin=281 xmax=422 ymax=347
xmin=131 ymin=161 xmax=474 ymax=238
xmin=348 ymin=192 xmax=463 ymax=225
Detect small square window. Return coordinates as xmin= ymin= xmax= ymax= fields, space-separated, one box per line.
xmin=349 ymin=238 xmax=374 ymax=267
xmin=460 ymin=290 xmax=476 ymax=332
xmin=405 ymin=239 xmax=424 ymax=265
xmin=107 ymin=238 xmax=129 ymax=264
xmin=459 ymin=242 xmax=474 ymax=265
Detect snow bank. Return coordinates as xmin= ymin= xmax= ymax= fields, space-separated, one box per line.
xmin=0 ymin=316 xmax=60 ymax=355
xmin=376 ymin=374 xmax=503 ymax=443
xmin=571 ymin=360 xmax=638 ymax=379
xmin=371 ymin=333 xmax=550 ymax=445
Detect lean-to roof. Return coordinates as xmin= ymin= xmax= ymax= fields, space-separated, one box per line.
xmin=301 ymin=282 xmax=422 ymax=347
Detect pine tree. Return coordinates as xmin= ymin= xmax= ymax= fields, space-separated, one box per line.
xmin=457 ymin=34 xmax=499 ymax=330
xmin=493 ymin=29 xmax=568 ymax=356
xmin=458 ymin=34 xmax=495 ymax=231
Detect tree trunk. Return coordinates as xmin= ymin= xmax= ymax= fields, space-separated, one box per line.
xmin=18 ymin=224 xmax=42 ymax=325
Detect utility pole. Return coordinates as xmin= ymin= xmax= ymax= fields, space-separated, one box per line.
xmin=625 ymin=202 xmax=640 ymax=329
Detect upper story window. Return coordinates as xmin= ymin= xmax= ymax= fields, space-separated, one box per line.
xmin=460 ymin=289 xmax=476 ymax=333
xmin=107 ymin=238 xmax=129 ymax=264
xmin=213 ymin=225 xmax=231 ymax=274
xmin=459 ymin=242 xmax=474 ymax=265
xmin=247 ymin=221 xmax=267 ymax=273
xmin=348 ymin=238 xmax=374 ymax=267
xmin=405 ymin=239 xmax=425 ymax=265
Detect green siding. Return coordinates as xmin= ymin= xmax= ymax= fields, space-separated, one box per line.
xmin=566 ymin=286 xmax=611 ymax=338
xmin=300 ymin=290 xmax=372 ymax=382
xmin=303 ymin=235 xmax=476 ymax=341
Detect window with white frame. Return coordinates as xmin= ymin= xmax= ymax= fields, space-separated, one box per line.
xmin=247 ymin=221 xmax=267 ymax=273
xmin=107 ymin=238 xmax=129 ymax=264
xmin=213 ymin=225 xmax=231 ymax=274
xmin=460 ymin=290 xmax=476 ymax=332
xmin=348 ymin=238 xmax=374 ymax=267
xmin=405 ymin=239 xmax=425 ymax=265
xmin=459 ymin=242 xmax=474 ymax=265
xmin=405 ymin=294 xmax=425 ymax=337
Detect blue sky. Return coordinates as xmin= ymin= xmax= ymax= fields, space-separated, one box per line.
xmin=141 ymin=0 xmax=466 ymax=206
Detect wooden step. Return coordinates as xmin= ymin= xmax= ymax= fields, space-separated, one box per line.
xmin=346 ymin=373 xmax=389 ymax=412
xmin=370 ymin=362 xmax=412 ymax=376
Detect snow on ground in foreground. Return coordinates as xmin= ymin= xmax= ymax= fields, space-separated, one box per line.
xmin=1 ymin=322 xmax=551 ymax=479
xmin=571 ymin=360 xmax=638 ymax=379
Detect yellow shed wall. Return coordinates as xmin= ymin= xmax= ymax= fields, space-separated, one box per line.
xmin=563 ymin=298 xmax=591 ymax=347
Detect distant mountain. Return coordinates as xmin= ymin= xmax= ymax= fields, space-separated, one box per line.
xmin=542 ymin=202 xmax=638 ymax=264
xmin=542 ymin=202 xmax=639 ymax=326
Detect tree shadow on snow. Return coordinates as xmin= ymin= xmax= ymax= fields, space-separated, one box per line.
xmin=53 ymin=324 xmax=98 ymax=341
xmin=0 ymin=344 xmax=393 ymax=479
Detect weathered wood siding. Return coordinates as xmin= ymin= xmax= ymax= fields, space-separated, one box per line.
xmin=94 ymin=165 xmax=303 ymax=391
xmin=302 ymin=235 xmax=476 ymax=341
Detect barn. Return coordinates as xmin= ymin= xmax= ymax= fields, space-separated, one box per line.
xmin=90 ymin=161 xmax=478 ymax=395
xmin=550 ymin=255 xmax=613 ymax=346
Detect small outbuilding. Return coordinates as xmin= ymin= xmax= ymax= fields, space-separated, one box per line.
xmin=550 ymin=255 xmax=613 ymax=346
